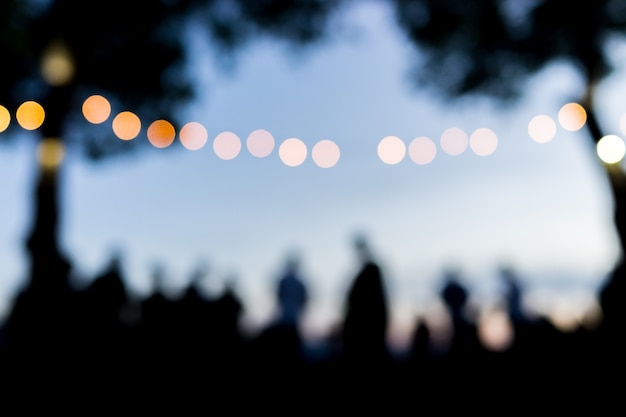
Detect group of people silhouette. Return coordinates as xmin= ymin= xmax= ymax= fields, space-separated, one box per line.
xmin=0 ymin=232 xmax=622 ymax=411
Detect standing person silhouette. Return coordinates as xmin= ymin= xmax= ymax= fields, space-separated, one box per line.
xmin=277 ymin=252 xmax=308 ymax=328
xmin=341 ymin=234 xmax=389 ymax=364
xmin=337 ymin=234 xmax=393 ymax=413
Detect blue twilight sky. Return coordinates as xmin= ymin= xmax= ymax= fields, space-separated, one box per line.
xmin=1 ymin=1 xmax=625 ymax=341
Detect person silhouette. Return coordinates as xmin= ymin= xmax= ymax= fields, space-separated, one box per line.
xmin=276 ymin=252 xmax=308 ymax=328
xmin=438 ymin=267 xmax=483 ymax=379
xmin=341 ymin=234 xmax=389 ymax=364
xmin=499 ymin=264 xmax=525 ymax=324
xmin=336 ymin=234 xmax=394 ymax=412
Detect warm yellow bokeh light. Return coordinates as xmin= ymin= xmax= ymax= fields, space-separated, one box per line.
xmin=247 ymin=129 xmax=275 ymax=158
xmin=440 ymin=127 xmax=468 ymax=156
xmin=180 ymin=122 xmax=208 ymax=151
xmin=213 ymin=131 xmax=241 ymax=160
xmin=312 ymin=139 xmax=340 ymax=168
xmin=41 ymin=41 xmax=75 ymax=86
xmin=82 ymin=95 xmax=111 ymax=124
xmin=37 ymin=138 xmax=64 ymax=170
xmin=558 ymin=102 xmax=586 ymax=132
xmin=597 ymin=134 xmax=626 ymax=164
xmin=147 ymin=120 xmax=176 ymax=148
xmin=279 ymin=138 xmax=307 ymax=167
xmin=16 ymin=101 xmax=45 ymax=130
xmin=112 ymin=111 xmax=141 ymax=140
xmin=378 ymin=136 xmax=406 ymax=164
xmin=470 ymin=127 xmax=498 ymax=156
xmin=408 ymin=136 xmax=436 ymax=165
xmin=0 ymin=105 xmax=10 ymax=133
xmin=528 ymin=114 xmax=556 ymax=143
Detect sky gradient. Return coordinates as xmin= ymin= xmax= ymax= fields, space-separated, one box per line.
xmin=1 ymin=1 xmax=625 ymax=345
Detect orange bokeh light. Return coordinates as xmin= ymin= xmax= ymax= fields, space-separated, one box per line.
xmin=82 ymin=95 xmax=111 ymax=124
xmin=0 ymin=105 xmax=10 ymax=133
xmin=112 ymin=111 xmax=141 ymax=140
xmin=558 ymin=102 xmax=586 ymax=132
xmin=147 ymin=120 xmax=176 ymax=148
xmin=16 ymin=101 xmax=45 ymax=130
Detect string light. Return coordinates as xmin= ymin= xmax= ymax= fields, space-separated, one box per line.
xmin=2 ymin=96 xmax=620 ymax=168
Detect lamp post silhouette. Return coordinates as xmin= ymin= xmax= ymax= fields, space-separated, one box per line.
xmin=24 ymin=40 xmax=74 ymax=297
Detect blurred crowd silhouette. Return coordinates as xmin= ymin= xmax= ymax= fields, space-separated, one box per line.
xmin=0 ymin=231 xmax=622 ymax=412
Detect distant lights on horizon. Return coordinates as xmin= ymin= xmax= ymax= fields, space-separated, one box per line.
xmin=2 ymin=96 xmax=626 ymax=166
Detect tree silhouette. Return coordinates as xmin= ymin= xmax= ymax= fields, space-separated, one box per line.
xmin=385 ymin=0 xmax=626 ymax=373
xmin=388 ymin=0 xmax=626 ymax=252
xmin=0 ymin=2 xmax=344 ymax=406
xmin=0 ymin=0 xmax=343 ymax=301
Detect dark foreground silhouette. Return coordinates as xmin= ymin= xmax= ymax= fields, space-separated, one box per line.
xmin=0 ymin=236 xmax=622 ymax=412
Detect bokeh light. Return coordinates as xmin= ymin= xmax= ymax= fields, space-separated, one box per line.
xmin=16 ymin=101 xmax=45 ymax=130
xmin=147 ymin=120 xmax=176 ymax=148
xmin=180 ymin=122 xmax=208 ymax=151
xmin=312 ymin=139 xmax=340 ymax=168
xmin=213 ymin=131 xmax=241 ymax=160
xmin=470 ymin=127 xmax=498 ymax=156
xmin=279 ymin=138 xmax=307 ymax=167
xmin=478 ymin=308 xmax=514 ymax=352
xmin=37 ymin=138 xmax=64 ymax=170
xmin=549 ymin=299 xmax=582 ymax=333
xmin=0 ymin=105 xmax=10 ymax=133
xmin=82 ymin=95 xmax=111 ymax=124
xmin=408 ymin=136 xmax=436 ymax=165
xmin=378 ymin=136 xmax=406 ymax=164
xmin=247 ymin=129 xmax=275 ymax=158
xmin=597 ymin=134 xmax=626 ymax=164
xmin=41 ymin=41 xmax=75 ymax=86
xmin=112 ymin=111 xmax=141 ymax=140
xmin=440 ymin=127 xmax=468 ymax=156
xmin=528 ymin=114 xmax=556 ymax=143
xmin=558 ymin=102 xmax=586 ymax=131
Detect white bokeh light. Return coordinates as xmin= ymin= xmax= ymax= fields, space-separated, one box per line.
xmin=213 ymin=131 xmax=242 ymax=160
xmin=247 ymin=129 xmax=275 ymax=158
xmin=180 ymin=122 xmax=208 ymax=151
xmin=378 ymin=136 xmax=406 ymax=164
xmin=470 ymin=128 xmax=498 ymax=156
xmin=312 ymin=139 xmax=340 ymax=168
xmin=528 ymin=114 xmax=556 ymax=143
xmin=597 ymin=134 xmax=626 ymax=164
xmin=279 ymin=138 xmax=307 ymax=167
xmin=408 ymin=136 xmax=437 ymax=165
xmin=440 ymin=127 xmax=468 ymax=156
